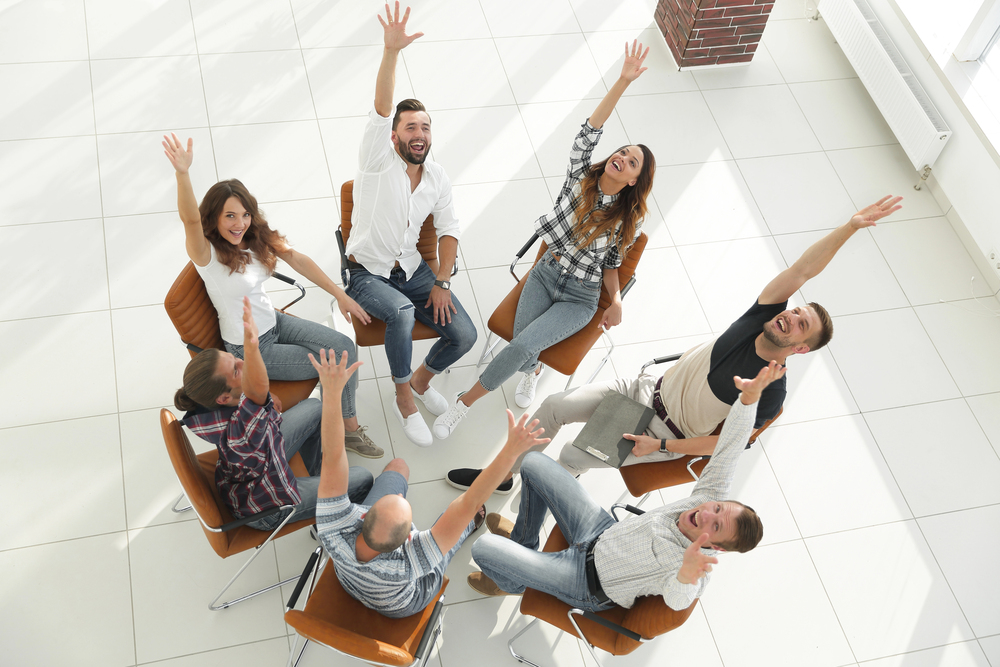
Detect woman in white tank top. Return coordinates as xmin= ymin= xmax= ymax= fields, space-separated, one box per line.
xmin=163 ymin=133 xmax=382 ymax=457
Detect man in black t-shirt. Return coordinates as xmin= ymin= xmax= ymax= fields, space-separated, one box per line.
xmin=447 ymin=196 xmax=902 ymax=488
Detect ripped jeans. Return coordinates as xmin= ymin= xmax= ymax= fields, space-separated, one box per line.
xmin=345 ymin=260 xmax=477 ymax=383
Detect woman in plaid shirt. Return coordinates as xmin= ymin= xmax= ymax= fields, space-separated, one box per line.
xmin=434 ymin=40 xmax=657 ymax=444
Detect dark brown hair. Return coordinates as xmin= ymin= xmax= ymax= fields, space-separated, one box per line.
xmin=361 ymin=503 xmax=410 ymax=553
xmin=571 ymin=144 xmax=655 ymax=258
xmin=716 ymin=501 xmax=763 ymax=553
xmin=173 ymin=349 xmax=228 ymax=411
xmin=392 ymin=98 xmax=430 ymax=132
xmin=807 ymin=301 xmax=833 ymax=352
xmin=199 ymin=179 xmax=287 ymax=275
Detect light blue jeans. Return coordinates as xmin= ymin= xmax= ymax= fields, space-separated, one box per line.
xmin=345 ymin=260 xmax=478 ymax=383
xmin=479 ymin=253 xmax=600 ymax=392
xmin=471 ymin=452 xmax=617 ymax=613
xmin=226 ymin=310 xmax=358 ymax=418
xmin=248 ymin=398 xmax=374 ymax=530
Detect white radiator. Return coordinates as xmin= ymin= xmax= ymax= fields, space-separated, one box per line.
xmin=820 ymin=0 xmax=952 ymax=172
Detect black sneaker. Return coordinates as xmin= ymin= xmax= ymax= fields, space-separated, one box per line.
xmin=446 ymin=468 xmax=514 ymax=495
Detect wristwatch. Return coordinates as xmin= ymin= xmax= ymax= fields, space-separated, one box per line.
xmin=659 ymin=438 xmax=669 ymax=453
xmin=434 ymin=279 xmax=451 ymax=290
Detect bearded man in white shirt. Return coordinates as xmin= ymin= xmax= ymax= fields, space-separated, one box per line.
xmin=344 ymin=2 xmax=477 ymax=447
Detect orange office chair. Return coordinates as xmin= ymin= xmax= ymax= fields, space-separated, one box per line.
xmin=336 ymin=180 xmax=456 ymax=348
xmin=159 ymin=409 xmax=316 ymax=610
xmin=510 ymin=505 xmax=696 ymax=667
xmin=476 ymin=231 xmax=648 ymax=390
xmin=284 ymin=547 xmax=447 ymax=667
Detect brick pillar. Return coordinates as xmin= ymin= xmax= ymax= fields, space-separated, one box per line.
xmin=655 ymin=0 xmax=774 ymax=69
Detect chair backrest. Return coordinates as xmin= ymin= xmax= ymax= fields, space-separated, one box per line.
xmin=164 ymin=261 xmax=225 ymax=355
xmin=340 ymin=180 xmax=438 ymax=267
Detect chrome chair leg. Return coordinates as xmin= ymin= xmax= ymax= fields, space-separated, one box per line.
xmin=507 ymin=617 xmax=543 ymax=667
xmin=171 ymin=493 xmax=192 ymax=513
xmin=476 ymin=332 xmax=501 ymax=369
xmin=287 ymin=633 xmax=309 ymax=667
xmin=568 ymin=609 xmax=607 ymax=667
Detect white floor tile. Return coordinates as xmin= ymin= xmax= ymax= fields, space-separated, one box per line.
xmin=305 ymin=45 xmax=415 ymax=119
xmin=292 ymin=0 xmax=383 ymax=48
xmin=212 ymin=121 xmax=334 ymax=202
xmin=790 ymin=78 xmax=896 ymax=150
xmin=677 ymin=236 xmax=787 ymax=332
xmin=0 ymin=311 xmax=118 ymax=429
xmin=128 ymin=520 xmax=287 ymax=663
xmin=773 ymin=228 xmax=909 ymax=316
xmin=772 ymin=345 xmax=860 ymax=425
xmin=452 ymin=179 xmax=552 ymax=270
xmin=654 ymin=160 xmax=769 ymax=245
xmin=480 ymin=0 xmax=579 ymax=37
xmin=915 ymin=299 xmax=1000 ymax=396
xmin=0 ymin=0 xmax=88 ymax=63
xmin=92 ymin=56 xmax=208 ymax=134
xmin=411 ymin=0 xmax=493 ymax=41
xmin=518 ymin=99 xmax=630 ymax=178
xmin=920 ymin=506 xmax=1000 ymax=638
xmin=737 ymin=151 xmax=856 ymax=235
xmin=701 ymin=540 xmax=854 ymax=667
xmin=191 ymin=0 xmax=300 ymax=53
xmin=0 ymin=61 xmax=94 ymax=140
xmin=85 ymin=0 xmax=197 ymax=59
xmin=865 ymin=399 xmax=1000 ymax=516
xmin=319 ymin=115 xmax=371 ymax=191
xmin=264 ymin=197 xmax=341 ymax=286
xmin=727 ymin=446 xmax=802 ymax=546
xmin=201 ymin=51 xmax=315 ymax=126
xmin=404 ymin=40 xmax=515 ymax=109
xmin=980 ymin=635 xmax=1000 ymax=665
xmin=828 ymin=308 xmax=960 ymax=412
xmin=764 ymin=415 xmax=910 ymax=536
xmin=615 ymin=92 xmax=732 ymax=166
xmin=429 ymin=106 xmax=541 ymax=185
xmin=0 ymin=415 xmax=126 ymax=550
xmin=0 ymin=135 xmax=102 ymax=225
xmin=762 ymin=18 xmax=857 ymax=83
xmin=0 ymin=533 xmax=135 ymax=667
xmin=105 ymin=212 xmax=192 ymax=309
xmin=871 ymin=217 xmax=994 ymax=306
xmin=137 ymin=637 xmax=292 ymax=667
xmin=568 ymin=0 xmax=658 ymax=32
xmin=807 ymin=522 xmax=974 ymax=662
xmin=0 ymin=218 xmax=109 ymax=319
xmin=826 ymin=145 xmax=944 ymax=221
xmin=97 ymin=127 xmax=218 ymax=218
xmin=967 ymin=392 xmax=1000 ymax=458
xmin=591 ymin=604 xmax=723 ymax=667
xmin=702 ymin=85 xmax=822 ymax=159
xmin=498 ymin=34 xmax=606 ymax=105
xmin=587 ymin=28 xmax=700 ymax=95
xmin=692 ymin=42 xmax=785 ymax=90
xmin=861 ymin=642 xmax=991 ymax=667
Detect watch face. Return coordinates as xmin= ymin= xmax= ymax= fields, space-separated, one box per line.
xmin=437 ymin=280 xmax=450 ymax=289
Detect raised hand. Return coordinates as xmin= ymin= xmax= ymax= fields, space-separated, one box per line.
xmin=378 ymin=1 xmax=423 ymax=52
xmin=850 ymin=195 xmax=903 ymax=229
xmin=162 ymin=132 xmax=193 ymax=174
xmin=677 ymin=533 xmax=719 ymax=584
xmin=242 ymin=296 xmax=259 ymax=348
xmin=734 ymin=360 xmax=787 ymax=405
xmin=308 ymin=349 xmax=363 ymax=393
xmin=505 ymin=409 xmax=551 ymax=452
xmin=620 ymin=39 xmax=649 ymax=82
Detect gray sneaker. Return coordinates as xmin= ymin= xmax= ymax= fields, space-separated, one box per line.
xmin=345 ymin=426 xmax=384 ymax=459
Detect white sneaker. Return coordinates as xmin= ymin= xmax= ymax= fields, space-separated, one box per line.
xmin=515 ymin=366 xmax=544 ymax=408
xmin=412 ymin=384 xmax=448 ymax=416
xmin=392 ymin=401 xmax=433 ymax=447
xmin=432 ymin=399 xmax=471 ymax=440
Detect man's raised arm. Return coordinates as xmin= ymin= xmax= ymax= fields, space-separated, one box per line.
xmin=312 ymin=350 xmax=364 ymax=499
xmin=758 ymin=195 xmax=902 ymax=305
xmin=374 ymin=2 xmax=423 ymax=118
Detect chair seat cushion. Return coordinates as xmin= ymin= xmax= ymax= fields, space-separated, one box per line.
xmin=618 ymin=455 xmax=709 ymax=497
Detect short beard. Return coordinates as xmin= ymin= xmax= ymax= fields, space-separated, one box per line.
xmin=397 ymin=141 xmax=429 ymax=166
xmin=761 ymin=323 xmax=791 ymax=348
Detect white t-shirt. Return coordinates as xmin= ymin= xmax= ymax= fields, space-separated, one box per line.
xmin=194 ymin=245 xmax=276 ymax=344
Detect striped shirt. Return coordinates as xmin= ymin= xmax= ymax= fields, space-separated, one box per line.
xmin=593 ymin=398 xmax=758 ymax=610
xmin=316 ymin=495 xmax=444 ymax=615
xmin=533 ymin=119 xmax=642 ymax=282
xmin=182 ymin=394 xmax=301 ymax=519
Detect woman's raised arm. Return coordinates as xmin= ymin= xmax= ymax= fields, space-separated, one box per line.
xmin=162 ymin=133 xmax=211 ymax=266
xmin=589 ymin=40 xmax=649 ymax=130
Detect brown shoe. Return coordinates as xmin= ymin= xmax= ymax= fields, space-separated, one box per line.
xmin=345 ymin=426 xmax=384 ymax=459
xmin=486 ymin=513 xmax=513 ymax=539
xmin=468 ymin=571 xmax=518 ymax=597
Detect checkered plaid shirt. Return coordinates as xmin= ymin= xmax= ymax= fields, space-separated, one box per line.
xmin=533 ymin=119 xmax=642 ymax=282
xmin=183 ymin=394 xmax=301 ymax=520
xmin=593 ymin=398 xmax=757 ymax=610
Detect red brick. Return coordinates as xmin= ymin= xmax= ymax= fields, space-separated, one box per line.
xmin=691 ymin=18 xmax=734 ymax=29
xmin=693 ymin=26 xmax=737 ymax=39
xmin=736 ymin=25 xmax=765 ymax=35
xmin=715 ymin=0 xmax=750 ymax=6
xmin=687 ymin=39 xmax=703 ymax=48
xmin=681 ymin=55 xmax=719 ymax=67
xmin=697 ymin=7 xmax=726 ymax=18
xmin=699 ymin=0 xmax=717 ymax=7
xmin=745 ymin=42 xmax=759 ymax=52
xmin=730 ymin=14 xmax=769 ymax=25
xmin=739 ymin=34 xmax=762 ymax=44
xmin=724 ymin=5 xmax=764 ymax=16
xmin=760 ymin=3 xmax=774 ymax=11
xmin=682 ymin=47 xmax=712 ymax=58
xmin=710 ymin=45 xmax=748 ymax=56
xmin=717 ymin=53 xmax=754 ymax=64
xmin=700 ymin=35 xmax=741 ymax=47
xmin=753 ymin=0 xmax=771 ymax=4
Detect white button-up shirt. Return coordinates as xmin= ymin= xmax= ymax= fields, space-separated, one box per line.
xmin=346 ymin=106 xmax=460 ymax=279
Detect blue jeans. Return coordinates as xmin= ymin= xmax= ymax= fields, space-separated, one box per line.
xmin=471 ymin=452 xmax=617 ymax=613
xmin=345 ymin=260 xmax=477 ymax=383
xmin=479 ymin=253 xmax=600 ymax=391
xmin=226 ymin=310 xmax=358 ymax=418
xmin=360 ymin=469 xmax=478 ymax=619
xmin=248 ymin=399 xmax=374 ymax=530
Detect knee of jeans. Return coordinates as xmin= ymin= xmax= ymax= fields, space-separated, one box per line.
xmin=471 ymin=533 xmax=500 ymax=563
xmin=383 ymin=457 xmax=409 ymax=480
xmin=383 ymin=302 xmax=416 ymax=328
xmin=456 ymin=318 xmax=478 ymax=353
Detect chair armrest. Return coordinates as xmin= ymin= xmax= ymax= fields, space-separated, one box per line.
xmin=335 ymin=228 xmax=350 ymax=290
xmin=216 ymin=504 xmax=293 ymax=532
xmin=286 ymin=546 xmax=323 ymax=611
xmin=272 ymin=271 xmax=307 ymax=312
xmin=619 ymin=275 xmax=636 ymax=299
xmin=570 ymin=608 xmax=644 ymax=643
xmin=640 ymin=353 xmax=682 ymax=374
xmin=510 ymin=233 xmax=540 ymax=281
xmin=413 ymin=598 xmax=446 ymax=661
xmin=611 ymin=503 xmax=646 ymax=522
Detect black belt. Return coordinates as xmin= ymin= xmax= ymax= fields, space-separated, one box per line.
xmin=653 ymin=375 xmax=685 ymax=440
xmin=585 ymin=539 xmax=610 ymax=604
